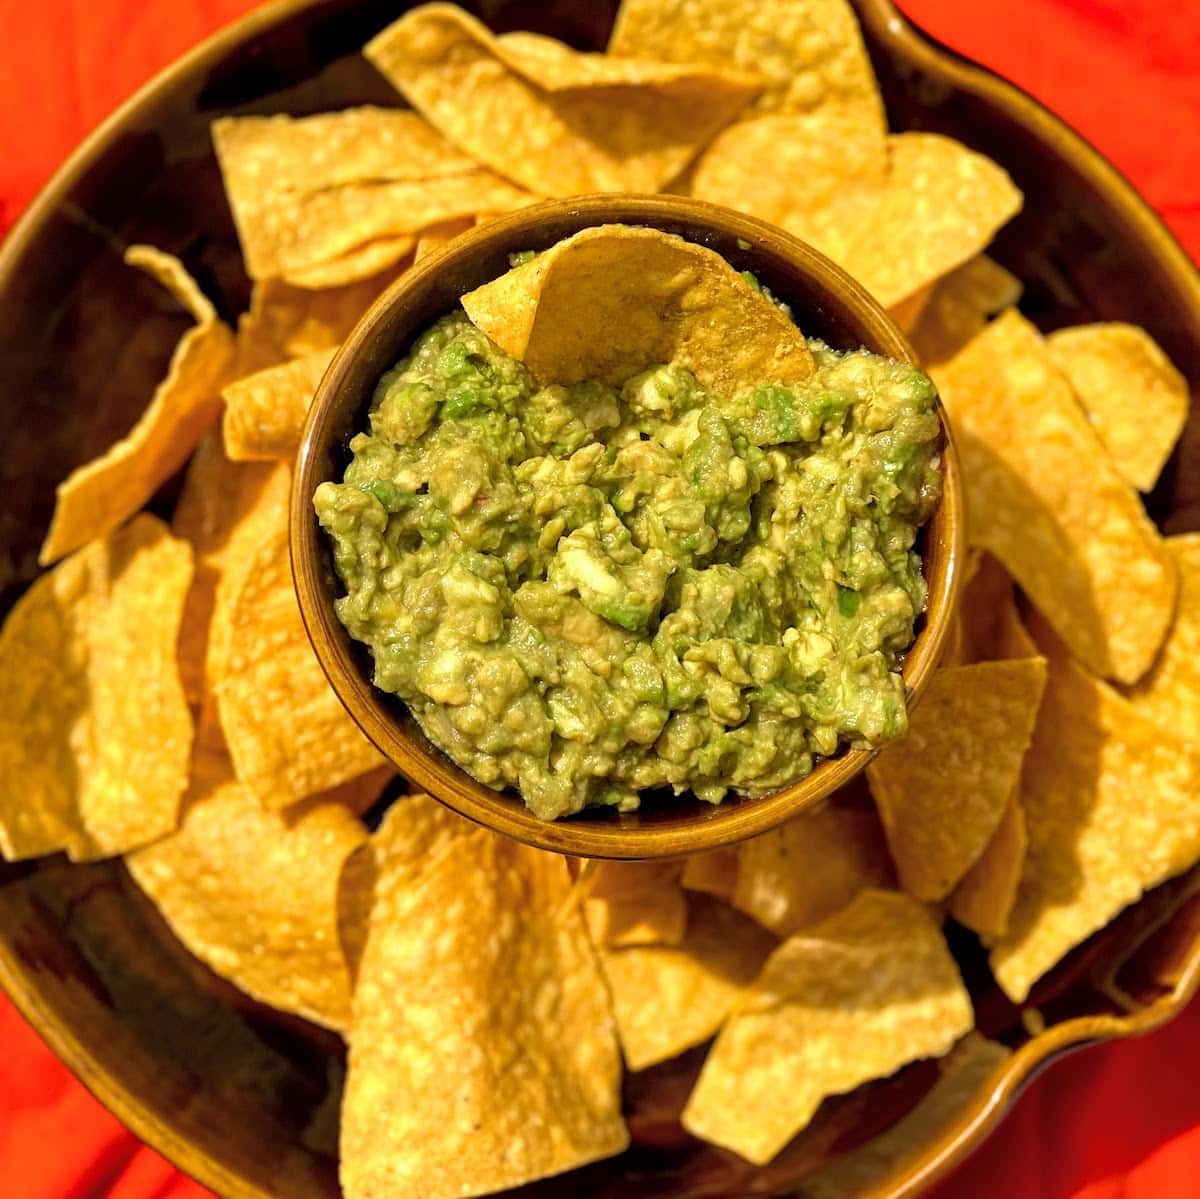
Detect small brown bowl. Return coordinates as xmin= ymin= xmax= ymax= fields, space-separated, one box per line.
xmin=291 ymin=194 xmax=964 ymax=859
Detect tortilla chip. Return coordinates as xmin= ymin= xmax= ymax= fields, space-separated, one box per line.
xmin=279 ymin=236 xmax=417 ymax=291
xmin=1125 ymin=534 xmax=1200 ymax=741
xmin=908 ymin=256 xmax=1022 ymax=366
xmin=948 ymin=794 xmax=1027 ymax=939
xmin=171 ymin=431 xmax=278 ymax=704
xmin=946 ymin=551 xmax=1040 ymax=666
xmin=413 ymin=216 xmax=476 ymax=263
xmin=125 ymin=751 xmax=369 ymax=1030
xmin=608 ymin=0 xmax=886 ymax=129
xmin=681 ymin=848 xmax=739 ymax=900
xmin=599 ymin=894 xmax=777 ymax=1071
xmin=365 ymin=5 xmax=759 ymax=198
xmin=222 ymin=347 xmax=336 ymax=463
xmin=1046 ymin=323 xmax=1189 ymax=493
xmin=215 ymin=499 xmax=386 ymax=808
xmin=797 ymin=1035 xmax=1011 ymax=1199
xmin=989 ymin=651 xmax=1200 ymax=1003
xmin=732 ymin=799 xmax=894 ymax=936
xmin=341 ymin=805 xmax=628 ymax=1199
xmin=690 ymin=112 xmax=887 ymax=267
xmin=39 ymin=247 xmax=233 ymax=565
xmin=0 ymin=515 xmax=193 ymax=861
xmin=932 ymin=310 xmax=1176 ymax=684
xmin=462 ymin=225 xmax=814 ymax=391
xmin=867 ymin=660 xmax=1046 ymax=901
xmin=236 ymin=268 xmax=405 ymax=375
xmin=682 ymin=890 xmax=972 ymax=1164
xmin=888 ymin=283 xmax=935 ymax=335
xmin=839 ymin=135 xmax=1022 ymax=308
xmin=212 ymin=107 xmax=512 ymax=282
xmin=584 ymin=860 xmax=687 ymax=947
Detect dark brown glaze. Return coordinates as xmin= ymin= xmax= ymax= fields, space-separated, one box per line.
xmin=0 ymin=2 xmax=1197 ymax=1197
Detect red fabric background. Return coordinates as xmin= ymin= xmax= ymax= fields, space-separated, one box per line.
xmin=2 ymin=1 xmax=1199 ymax=1196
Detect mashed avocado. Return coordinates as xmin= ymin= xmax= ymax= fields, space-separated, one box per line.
xmin=315 ymin=312 xmax=941 ymax=820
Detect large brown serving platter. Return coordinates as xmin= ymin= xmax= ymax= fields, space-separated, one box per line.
xmin=0 ymin=1 xmax=1198 ymax=1197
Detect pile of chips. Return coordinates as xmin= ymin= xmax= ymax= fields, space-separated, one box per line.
xmin=1 ymin=1 xmax=1197 ymax=1196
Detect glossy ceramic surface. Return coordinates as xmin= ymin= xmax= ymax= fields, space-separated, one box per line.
xmin=292 ymin=193 xmax=963 ymax=860
xmin=1 ymin=1 xmax=1198 ymax=1196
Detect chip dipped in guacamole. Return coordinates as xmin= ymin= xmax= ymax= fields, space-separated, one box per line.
xmin=314 ymin=227 xmax=942 ymax=820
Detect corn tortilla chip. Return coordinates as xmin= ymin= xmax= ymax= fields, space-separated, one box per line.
xmin=599 ymin=894 xmax=777 ymax=1071
xmin=1046 ymin=323 xmax=1189 ymax=493
xmin=608 ymin=0 xmax=886 ymax=128
xmin=216 ymin=500 xmax=386 ymax=808
xmin=413 ymin=216 xmax=476 ymax=263
xmin=948 ymin=793 xmax=1027 ymax=939
xmin=990 ymin=651 xmax=1200 ymax=1003
xmin=690 ymin=112 xmax=887 ymax=268
xmin=946 ymin=551 xmax=1040 ymax=666
xmin=682 ymin=890 xmax=973 ymax=1164
xmin=462 ymin=225 xmax=814 ymax=391
xmin=197 ymin=460 xmax=293 ymax=750
xmin=732 ymin=798 xmax=894 ymax=936
xmin=171 ymin=430 xmax=277 ymax=705
xmin=236 ymin=268 xmax=405 ymax=375
xmin=0 ymin=515 xmax=193 ymax=861
xmin=1125 ymin=534 xmax=1200 ymax=741
xmin=932 ymin=310 xmax=1176 ymax=684
xmin=868 ymin=660 xmax=1046 ymax=901
xmin=839 ymin=134 xmax=1023 ymax=308
xmin=280 ymin=235 xmax=417 ymax=291
xmin=39 ymin=247 xmax=233 ymax=565
xmin=365 ymin=5 xmax=759 ymax=198
xmin=584 ymin=860 xmax=686 ymax=948
xmin=797 ymin=1035 xmax=1011 ymax=1199
xmin=908 ymin=255 xmax=1022 ymax=366
xmin=222 ymin=347 xmax=336 ymax=463
xmin=125 ymin=751 xmax=369 ymax=1031
xmin=341 ymin=804 xmax=628 ymax=1199
xmin=681 ymin=848 xmax=739 ymax=900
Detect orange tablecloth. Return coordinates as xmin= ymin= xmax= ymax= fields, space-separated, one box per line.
xmin=2 ymin=1 xmax=1199 ymax=1196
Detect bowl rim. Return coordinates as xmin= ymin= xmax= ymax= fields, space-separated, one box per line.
xmin=290 ymin=192 xmax=965 ymax=859
xmin=0 ymin=4 xmax=1198 ymax=1199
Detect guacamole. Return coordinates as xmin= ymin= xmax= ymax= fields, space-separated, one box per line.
xmin=315 ymin=313 xmax=941 ymax=820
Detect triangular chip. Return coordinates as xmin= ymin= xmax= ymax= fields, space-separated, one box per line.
xmin=908 ymin=255 xmax=1022 ymax=366
xmin=235 ymin=267 xmax=406 ymax=375
xmin=948 ymin=793 xmax=1027 ymax=940
xmin=932 ymin=310 xmax=1176 ymax=684
xmin=945 ymin=551 xmax=1040 ymax=667
xmin=125 ymin=750 xmax=370 ymax=1031
xmin=222 ymin=347 xmax=337 ymax=462
xmin=732 ymin=796 xmax=894 ymax=936
xmin=39 ymin=247 xmax=233 ymax=564
xmin=212 ymin=107 xmax=530 ymax=283
xmin=365 ymin=5 xmax=758 ymax=198
xmin=1125 ymin=534 xmax=1200 ymax=741
xmin=0 ymin=514 xmax=193 ymax=860
xmin=682 ymin=890 xmax=973 ymax=1164
xmin=608 ymin=0 xmax=886 ymax=129
xmin=1047 ymin=322 xmax=1189 ymax=493
xmin=171 ymin=430 xmax=278 ymax=705
xmin=798 ymin=1035 xmax=1010 ymax=1198
xmin=461 ymin=224 xmax=814 ymax=390
xmin=413 ymin=215 xmax=476 ymax=263
xmin=216 ymin=498 xmax=386 ymax=808
xmin=838 ymin=134 xmax=1022 ymax=308
xmin=867 ymin=659 xmax=1046 ymax=901
xmin=584 ymin=860 xmax=687 ymax=948
xmin=990 ymin=651 xmax=1200 ymax=1003
xmin=341 ymin=803 xmax=628 ymax=1199
xmin=599 ymin=894 xmax=777 ymax=1071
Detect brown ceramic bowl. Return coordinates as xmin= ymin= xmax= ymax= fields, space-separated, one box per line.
xmin=1 ymin=2 xmax=1199 ymax=1198
xmin=291 ymin=194 xmax=963 ymax=860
